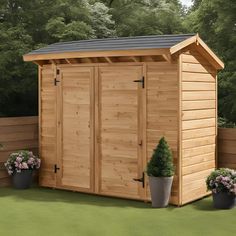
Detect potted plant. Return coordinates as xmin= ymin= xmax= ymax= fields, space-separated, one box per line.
xmin=206 ymin=168 xmax=236 ymax=209
xmin=5 ymin=150 xmax=41 ymax=189
xmin=147 ymin=137 xmax=174 ymax=208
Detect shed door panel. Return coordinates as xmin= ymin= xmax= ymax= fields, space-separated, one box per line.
xmin=60 ymin=67 xmax=94 ymax=191
xmin=98 ymin=66 xmax=143 ymax=198
xmin=40 ymin=66 xmax=57 ymax=187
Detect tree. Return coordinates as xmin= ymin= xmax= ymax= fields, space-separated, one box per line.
xmin=184 ymin=0 xmax=236 ymax=124
xmin=0 ymin=0 xmax=115 ymax=117
xmin=109 ymin=0 xmax=184 ymax=36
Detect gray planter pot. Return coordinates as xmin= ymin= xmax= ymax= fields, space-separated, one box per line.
xmin=149 ymin=176 xmax=173 ymax=208
xmin=212 ymin=192 xmax=235 ymax=209
xmin=12 ymin=170 xmax=33 ymax=189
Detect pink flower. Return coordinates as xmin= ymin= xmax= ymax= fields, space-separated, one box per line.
xmin=21 ymin=162 xmax=29 ymax=169
xmin=16 ymin=156 xmax=22 ymax=162
xmin=27 ymin=157 xmax=34 ymax=165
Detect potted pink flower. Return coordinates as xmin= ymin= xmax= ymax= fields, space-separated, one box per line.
xmin=206 ymin=168 xmax=236 ymax=209
xmin=5 ymin=150 xmax=41 ymax=189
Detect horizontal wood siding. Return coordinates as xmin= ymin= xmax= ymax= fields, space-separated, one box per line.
xmin=146 ymin=62 xmax=179 ymax=204
xmin=218 ymin=128 xmax=236 ymax=169
xmin=0 ymin=116 xmax=38 ymax=186
xmin=181 ymin=51 xmax=217 ymax=204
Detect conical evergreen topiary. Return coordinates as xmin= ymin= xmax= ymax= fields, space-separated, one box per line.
xmin=147 ymin=137 xmax=174 ymax=177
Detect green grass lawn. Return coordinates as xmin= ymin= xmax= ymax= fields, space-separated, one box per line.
xmin=0 ymin=187 xmax=235 ymax=236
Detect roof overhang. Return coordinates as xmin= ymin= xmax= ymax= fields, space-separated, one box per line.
xmin=170 ymin=34 xmax=224 ymax=70
xmin=23 ymin=48 xmax=169 ymax=62
xmin=23 ymin=34 xmax=224 ymax=70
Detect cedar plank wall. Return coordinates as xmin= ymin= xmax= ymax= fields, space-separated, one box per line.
xmin=0 ymin=116 xmax=38 ymax=186
xmin=39 ymin=65 xmax=57 ymax=187
xmin=218 ymin=128 xmax=236 ymax=169
xmin=180 ymin=50 xmax=217 ymax=204
xmin=146 ymin=62 xmax=179 ymax=205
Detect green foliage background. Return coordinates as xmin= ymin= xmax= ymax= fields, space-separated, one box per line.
xmin=0 ymin=0 xmax=235 ymax=124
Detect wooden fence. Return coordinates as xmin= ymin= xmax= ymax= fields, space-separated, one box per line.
xmin=0 ymin=117 xmax=235 ymax=187
xmin=218 ymin=128 xmax=236 ymax=170
xmin=0 ymin=116 xmax=38 ymax=186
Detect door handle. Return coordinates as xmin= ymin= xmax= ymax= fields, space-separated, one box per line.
xmin=133 ymin=76 xmax=145 ymax=88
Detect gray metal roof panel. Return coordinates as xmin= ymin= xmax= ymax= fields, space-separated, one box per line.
xmin=27 ymin=34 xmax=195 ymax=55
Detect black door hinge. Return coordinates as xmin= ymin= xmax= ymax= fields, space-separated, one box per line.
xmin=54 ymin=164 xmax=60 ymax=173
xmin=54 ymin=69 xmax=60 ymax=85
xmin=54 ymin=78 xmax=60 ymax=86
xmin=133 ymin=172 xmax=145 ymax=188
xmin=133 ymin=76 xmax=145 ymax=88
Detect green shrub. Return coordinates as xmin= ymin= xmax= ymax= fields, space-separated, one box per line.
xmin=147 ymin=137 xmax=174 ymax=177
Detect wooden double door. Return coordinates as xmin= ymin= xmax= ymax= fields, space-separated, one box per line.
xmin=40 ymin=65 xmax=145 ymax=199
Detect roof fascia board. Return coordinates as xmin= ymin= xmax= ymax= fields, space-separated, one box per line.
xmin=23 ymin=48 xmax=170 ymax=62
xmin=170 ymin=35 xmax=197 ymax=54
xmin=196 ymin=37 xmax=224 ymax=69
xmin=170 ymin=34 xmax=224 ymax=70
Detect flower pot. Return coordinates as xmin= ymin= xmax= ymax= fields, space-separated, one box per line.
xmin=212 ymin=192 xmax=235 ymax=209
xmin=12 ymin=170 xmax=33 ymax=189
xmin=149 ymin=176 xmax=173 ymax=208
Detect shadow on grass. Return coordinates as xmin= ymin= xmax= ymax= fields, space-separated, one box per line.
xmin=189 ymin=196 xmax=218 ymax=211
xmin=1 ymin=187 xmax=217 ymax=211
xmin=0 ymin=186 xmax=154 ymax=209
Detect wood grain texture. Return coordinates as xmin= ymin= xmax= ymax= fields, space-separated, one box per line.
xmin=36 ymin=55 xmax=221 ymax=206
xmin=0 ymin=116 xmax=38 ymax=186
xmin=59 ymin=67 xmax=94 ymax=191
xmin=39 ymin=65 xmax=57 ymax=187
xmin=180 ymin=51 xmax=217 ymax=204
xmin=98 ymin=66 xmax=144 ymax=198
xmin=146 ymin=62 xmax=179 ymax=205
xmin=218 ymin=128 xmax=236 ymax=169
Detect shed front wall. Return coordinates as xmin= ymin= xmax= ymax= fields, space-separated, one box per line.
xmin=39 ymin=66 xmax=57 ymax=187
xmin=39 ymin=61 xmax=180 ymax=204
xmin=179 ymin=50 xmax=217 ymax=204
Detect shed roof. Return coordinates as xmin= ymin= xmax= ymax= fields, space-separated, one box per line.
xmin=27 ymin=34 xmax=195 ymax=55
xmin=23 ymin=34 xmax=224 ymax=69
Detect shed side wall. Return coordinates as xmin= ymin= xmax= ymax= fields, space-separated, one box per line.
xmin=180 ymin=51 xmax=217 ymax=204
xmin=146 ymin=62 xmax=179 ymax=205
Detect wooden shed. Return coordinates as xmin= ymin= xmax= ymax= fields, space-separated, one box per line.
xmin=23 ymin=34 xmax=224 ymax=205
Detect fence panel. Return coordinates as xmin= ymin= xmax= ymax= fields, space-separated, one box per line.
xmin=0 ymin=116 xmax=38 ymax=186
xmin=218 ymin=128 xmax=236 ymax=170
